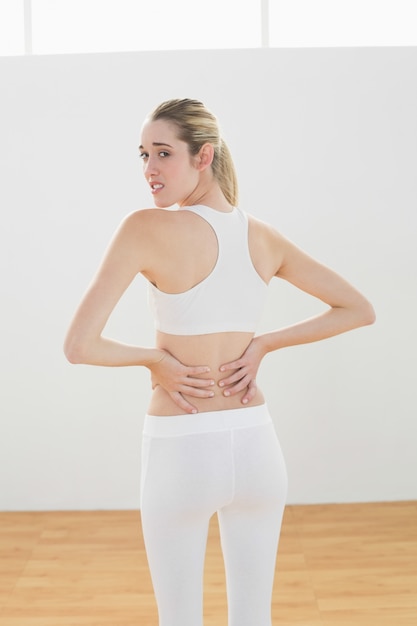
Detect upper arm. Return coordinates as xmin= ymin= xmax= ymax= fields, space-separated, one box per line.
xmin=274 ymin=232 xmax=371 ymax=311
xmin=65 ymin=210 xmax=151 ymax=345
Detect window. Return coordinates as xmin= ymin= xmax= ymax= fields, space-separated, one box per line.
xmin=0 ymin=0 xmax=24 ymax=56
xmin=270 ymin=0 xmax=417 ymax=48
xmin=1 ymin=1 xmax=416 ymax=57
xmin=31 ymin=0 xmax=261 ymax=54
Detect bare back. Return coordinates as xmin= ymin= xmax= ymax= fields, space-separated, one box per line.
xmin=141 ymin=208 xmax=281 ymax=416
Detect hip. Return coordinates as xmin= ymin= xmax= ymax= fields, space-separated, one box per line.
xmin=144 ymin=402 xmax=271 ymax=437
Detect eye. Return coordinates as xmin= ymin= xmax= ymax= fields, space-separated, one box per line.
xmin=139 ymin=152 xmax=149 ymax=160
xmin=159 ymin=151 xmax=169 ymax=158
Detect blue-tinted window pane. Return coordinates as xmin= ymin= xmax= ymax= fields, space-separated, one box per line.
xmin=32 ymin=0 xmax=261 ymax=54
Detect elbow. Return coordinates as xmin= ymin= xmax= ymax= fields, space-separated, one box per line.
xmin=358 ymin=299 xmax=376 ymax=328
xmin=63 ymin=334 xmax=88 ymax=364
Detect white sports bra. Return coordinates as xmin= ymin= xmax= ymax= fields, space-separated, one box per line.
xmin=148 ymin=205 xmax=268 ymax=335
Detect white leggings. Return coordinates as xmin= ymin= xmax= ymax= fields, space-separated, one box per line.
xmin=140 ymin=404 xmax=288 ymax=626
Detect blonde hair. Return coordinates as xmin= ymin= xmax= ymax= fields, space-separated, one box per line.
xmin=149 ymin=98 xmax=239 ymax=206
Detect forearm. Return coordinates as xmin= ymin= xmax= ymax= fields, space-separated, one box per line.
xmin=64 ymin=334 xmax=163 ymax=368
xmin=259 ymin=304 xmax=375 ymax=355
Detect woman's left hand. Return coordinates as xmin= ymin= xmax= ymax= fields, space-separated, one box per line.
xmin=218 ymin=336 xmax=267 ymax=405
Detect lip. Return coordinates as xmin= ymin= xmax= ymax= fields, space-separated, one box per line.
xmin=149 ymin=181 xmax=164 ymax=194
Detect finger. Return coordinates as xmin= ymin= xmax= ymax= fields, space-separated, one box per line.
xmin=219 ymin=359 xmax=244 ymax=373
xmin=218 ymin=368 xmax=248 ymax=389
xmin=241 ymin=380 xmax=258 ymax=405
xmin=184 ymin=376 xmax=215 ymax=388
xmin=170 ymin=391 xmax=199 ymax=415
xmin=222 ymin=375 xmax=252 ymax=397
xmin=180 ymin=385 xmax=215 ymax=399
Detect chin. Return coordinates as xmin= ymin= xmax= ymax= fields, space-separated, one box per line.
xmin=153 ymin=198 xmax=176 ymax=209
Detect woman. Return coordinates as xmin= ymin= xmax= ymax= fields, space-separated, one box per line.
xmin=64 ymin=98 xmax=375 ymax=626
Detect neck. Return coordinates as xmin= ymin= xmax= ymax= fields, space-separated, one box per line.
xmin=179 ymin=180 xmax=233 ymax=213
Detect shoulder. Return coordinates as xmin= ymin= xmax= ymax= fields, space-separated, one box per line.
xmin=244 ymin=207 xmax=277 ymax=233
xmin=122 ymin=207 xmax=199 ymax=231
xmin=245 ymin=210 xmax=321 ymax=280
xmin=115 ymin=208 xmax=182 ymax=246
xmin=247 ymin=211 xmax=299 ymax=250
xmin=121 ymin=207 xmax=171 ymax=230
xmin=247 ymin=212 xmax=289 ymax=251
xmin=103 ymin=209 xmax=174 ymax=270
xmin=247 ymin=212 xmax=276 ymax=236
xmin=117 ymin=208 xmax=211 ymax=266
xmin=246 ymin=212 xmax=288 ymax=279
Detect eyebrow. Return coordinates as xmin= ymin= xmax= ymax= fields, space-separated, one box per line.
xmin=138 ymin=142 xmax=173 ymax=150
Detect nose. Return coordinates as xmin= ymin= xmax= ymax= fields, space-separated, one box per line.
xmin=144 ymin=155 xmax=159 ymax=178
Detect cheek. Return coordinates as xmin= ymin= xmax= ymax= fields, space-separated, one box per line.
xmin=180 ymin=160 xmax=199 ymax=179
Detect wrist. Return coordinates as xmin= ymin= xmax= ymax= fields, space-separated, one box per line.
xmin=257 ymin=332 xmax=281 ymax=356
xmin=143 ymin=347 xmax=166 ymax=368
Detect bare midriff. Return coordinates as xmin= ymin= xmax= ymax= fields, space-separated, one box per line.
xmin=147 ymin=330 xmax=265 ymax=416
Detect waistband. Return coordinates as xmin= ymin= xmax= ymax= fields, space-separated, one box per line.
xmin=143 ymin=404 xmax=271 ymax=437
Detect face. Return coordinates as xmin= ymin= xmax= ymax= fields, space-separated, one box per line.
xmin=139 ymin=119 xmax=200 ymax=208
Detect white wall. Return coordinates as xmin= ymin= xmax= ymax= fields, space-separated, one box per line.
xmin=0 ymin=47 xmax=416 ymax=510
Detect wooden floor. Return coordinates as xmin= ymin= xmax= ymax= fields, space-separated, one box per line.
xmin=0 ymin=502 xmax=416 ymax=625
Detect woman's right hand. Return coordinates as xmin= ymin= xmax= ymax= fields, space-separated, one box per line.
xmin=148 ymin=350 xmax=215 ymax=414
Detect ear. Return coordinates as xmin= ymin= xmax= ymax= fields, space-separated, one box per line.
xmin=196 ymin=143 xmax=214 ymax=171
